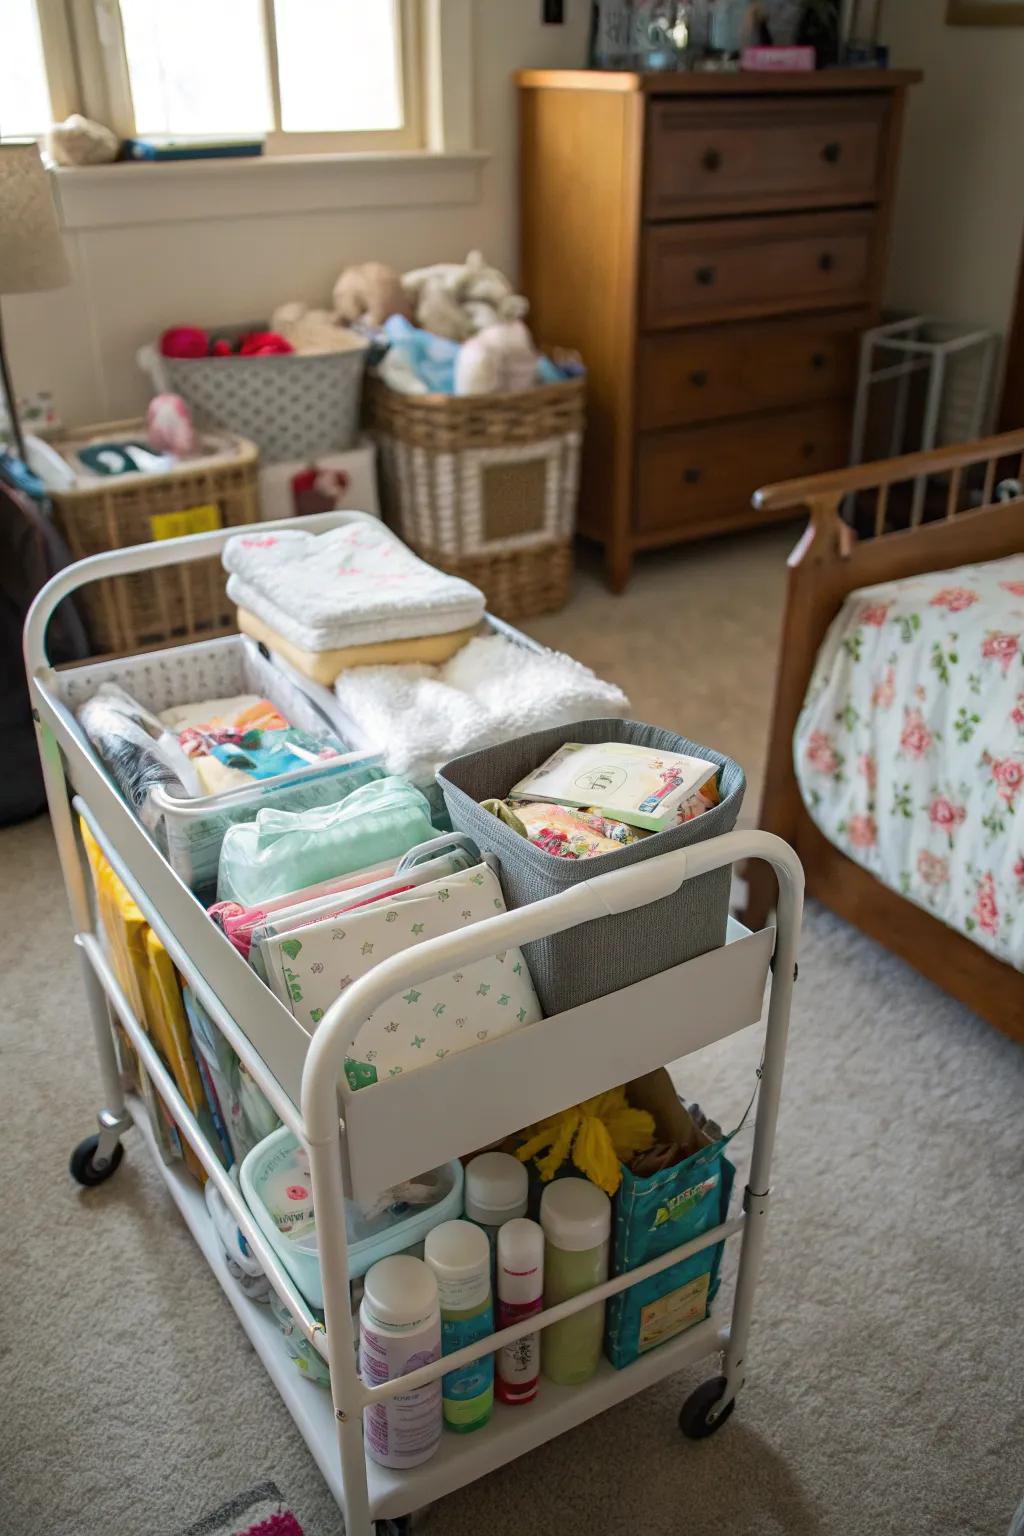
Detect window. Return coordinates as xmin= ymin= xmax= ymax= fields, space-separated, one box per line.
xmin=3 ymin=0 xmax=423 ymax=154
xmin=1 ymin=0 xmax=55 ymax=137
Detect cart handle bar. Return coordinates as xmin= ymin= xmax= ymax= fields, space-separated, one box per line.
xmin=23 ymin=508 xmax=376 ymax=673
xmin=301 ymin=828 xmax=803 ymax=1143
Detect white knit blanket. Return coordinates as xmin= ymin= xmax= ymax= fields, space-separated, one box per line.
xmin=333 ymin=633 xmax=630 ymax=785
xmin=222 ymin=518 xmax=485 ymax=651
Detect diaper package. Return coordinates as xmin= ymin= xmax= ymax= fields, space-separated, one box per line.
xmin=216 ymin=776 xmax=436 ymax=906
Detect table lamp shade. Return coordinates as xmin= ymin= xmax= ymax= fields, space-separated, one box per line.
xmin=0 ymin=144 xmax=71 ymax=295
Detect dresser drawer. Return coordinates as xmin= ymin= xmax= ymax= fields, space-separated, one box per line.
xmin=645 ymin=96 xmax=889 ymax=220
xmin=643 ymin=211 xmax=874 ymax=330
xmin=637 ymin=311 xmax=864 ymax=431
xmin=635 ymin=402 xmax=849 ymax=536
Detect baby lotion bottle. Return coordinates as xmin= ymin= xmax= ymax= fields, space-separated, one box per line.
xmin=465 ymin=1152 xmax=529 ymax=1270
xmin=495 ymin=1217 xmax=544 ymax=1405
xmin=359 ymin=1254 xmax=442 ymax=1470
xmin=424 ymin=1219 xmax=494 ymax=1432
xmin=540 ymin=1178 xmax=611 ymax=1386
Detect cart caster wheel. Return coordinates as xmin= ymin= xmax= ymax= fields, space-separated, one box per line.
xmin=679 ymin=1375 xmax=735 ymax=1440
xmin=70 ymin=1134 xmax=124 ymax=1187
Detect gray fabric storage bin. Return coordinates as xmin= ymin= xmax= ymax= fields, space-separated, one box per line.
xmin=437 ymin=719 xmax=745 ymax=1015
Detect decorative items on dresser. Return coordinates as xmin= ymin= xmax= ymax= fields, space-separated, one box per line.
xmin=517 ymin=68 xmax=920 ymax=591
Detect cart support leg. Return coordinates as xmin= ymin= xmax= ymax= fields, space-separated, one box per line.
xmin=307 ymin=1125 xmax=376 ymax=1536
xmin=716 ymin=854 xmax=802 ymax=1418
xmin=38 ymin=718 xmax=133 ymax=1155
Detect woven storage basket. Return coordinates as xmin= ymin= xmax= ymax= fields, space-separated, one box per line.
xmin=367 ymin=373 xmax=584 ymax=620
xmin=156 ymin=329 xmax=368 ymax=464
xmin=48 ymin=421 xmax=260 ymax=658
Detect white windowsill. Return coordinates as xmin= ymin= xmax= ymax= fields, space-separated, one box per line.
xmin=53 ymin=148 xmax=489 ymax=232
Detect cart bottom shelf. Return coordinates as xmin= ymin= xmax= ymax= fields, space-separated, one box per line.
xmin=127 ymin=1093 xmax=729 ymax=1524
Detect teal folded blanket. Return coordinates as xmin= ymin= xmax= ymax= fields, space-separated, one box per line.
xmin=216 ymin=776 xmax=435 ymax=906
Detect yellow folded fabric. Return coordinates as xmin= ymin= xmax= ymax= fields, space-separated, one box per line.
xmin=236 ymin=606 xmax=478 ymax=685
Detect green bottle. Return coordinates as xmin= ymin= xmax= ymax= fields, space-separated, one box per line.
xmin=424 ymin=1220 xmax=494 ymax=1432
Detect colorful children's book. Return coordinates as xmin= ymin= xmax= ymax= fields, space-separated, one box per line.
xmin=509 ymin=741 xmax=718 ymax=832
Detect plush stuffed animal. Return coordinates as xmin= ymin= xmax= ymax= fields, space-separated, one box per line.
xmin=402 ymin=251 xmax=530 ymax=342
xmin=332 ymin=262 xmax=411 ymax=329
xmin=454 ymin=316 xmax=539 ymax=396
xmin=270 ymin=302 xmax=364 ymax=356
xmin=46 ymin=114 xmax=119 ymax=166
xmin=147 ymin=393 xmax=197 ymax=456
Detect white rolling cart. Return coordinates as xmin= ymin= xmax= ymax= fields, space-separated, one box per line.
xmin=25 ymin=515 xmax=804 ymax=1536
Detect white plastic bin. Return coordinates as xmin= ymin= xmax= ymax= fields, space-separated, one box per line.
xmin=58 ymin=633 xmax=382 ymax=897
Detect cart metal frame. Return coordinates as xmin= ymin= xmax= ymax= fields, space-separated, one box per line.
xmin=25 ymin=514 xmax=804 ymax=1535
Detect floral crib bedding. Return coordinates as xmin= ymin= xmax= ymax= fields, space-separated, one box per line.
xmin=794 ymin=552 xmax=1024 ymax=973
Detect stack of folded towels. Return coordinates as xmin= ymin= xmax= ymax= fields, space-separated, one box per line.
xmin=223 ymin=516 xmax=631 ymax=788
xmin=224 ymin=515 xmax=486 ymax=685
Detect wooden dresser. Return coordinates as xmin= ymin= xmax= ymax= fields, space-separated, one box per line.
xmin=517 ymin=68 xmax=920 ymax=589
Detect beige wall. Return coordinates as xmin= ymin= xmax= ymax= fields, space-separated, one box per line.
xmin=13 ymin=2 xmax=1023 ymax=431
xmin=884 ymin=0 xmax=1024 ymax=343
xmin=5 ymin=0 xmax=591 ymax=428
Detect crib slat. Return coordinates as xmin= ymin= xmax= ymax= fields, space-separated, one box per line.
xmin=945 ymin=466 xmax=962 ymax=520
xmin=873 ymin=483 xmax=889 ymax=538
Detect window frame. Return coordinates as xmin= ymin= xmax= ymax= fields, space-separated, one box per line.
xmin=33 ymin=0 xmax=426 ymax=155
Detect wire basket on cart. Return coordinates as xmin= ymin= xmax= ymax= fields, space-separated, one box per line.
xmin=367 ymin=373 xmax=585 ymax=620
xmin=48 ymin=420 xmax=260 ymax=658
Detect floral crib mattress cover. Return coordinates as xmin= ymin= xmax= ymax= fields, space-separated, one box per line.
xmin=794 ymin=552 xmax=1024 ymax=973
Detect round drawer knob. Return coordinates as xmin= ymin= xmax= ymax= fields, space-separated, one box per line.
xmin=818 ymin=252 xmax=835 ymax=273
xmin=802 ymin=442 xmax=816 ymax=460
xmin=695 ymin=266 xmax=716 ymax=287
xmin=702 ymin=147 xmax=722 ymax=172
xmin=689 ymin=369 xmax=709 ymax=388
xmin=822 ymin=141 xmax=842 ymax=164
xmin=682 ymin=467 xmax=702 ymax=485
xmin=811 ymin=352 xmax=828 ymax=370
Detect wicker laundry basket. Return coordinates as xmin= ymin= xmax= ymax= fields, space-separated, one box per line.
xmin=367 ymin=373 xmax=585 ymax=620
xmin=48 ymin=420 xmax=260 ymax=658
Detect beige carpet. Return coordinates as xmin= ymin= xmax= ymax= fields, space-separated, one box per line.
xmin=3 ymin=529 xmax=1022 ymax=1536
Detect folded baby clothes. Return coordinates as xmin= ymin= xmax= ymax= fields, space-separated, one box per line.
xmin=216 ymin=776 xmax=435 ymax=906
xmin=237 ymin=605 xmax=478 ymax=686
xmin=260 ymin=861 xmax=543 ymax=1088
xmin=159 ymin=695 xmax=286 ymax=734
xmin=222 ymin=517 xmax=486 ymax=653
xmin=332 ymin=633 xmax=630 ymax=787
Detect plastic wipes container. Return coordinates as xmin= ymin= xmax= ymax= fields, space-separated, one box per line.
xmin=240 ymin=1126 xmax=464 ymax=1308
xmin=437 ymin=718 xmax=745 ymax=1015
xmin=540 ymin=1178 xmax=611 ymax=1386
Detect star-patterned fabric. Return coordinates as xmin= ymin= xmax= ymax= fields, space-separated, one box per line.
xmin=261 ymin=864 xmax=542 ymax=1088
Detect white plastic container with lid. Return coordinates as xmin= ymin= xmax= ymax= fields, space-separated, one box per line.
xmin=465 ymin=1151 xmax=529 ymax=1262
xmin=359 ymin=1254 xmax=443 ymax=1469
xmin=539 ymin=1177 xmax=612 ymax=1385
xmin=496 ymin=1217 xmax=545 ymax=1405
xmin=423 ymin=1219 xmax=494 ymax=1432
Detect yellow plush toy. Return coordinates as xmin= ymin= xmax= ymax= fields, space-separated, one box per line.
xmin=516 ymin=1086 xmax=655 ymax=1196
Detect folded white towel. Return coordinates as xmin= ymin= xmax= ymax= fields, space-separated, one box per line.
xmin=333 ymin=633 xmax=630 ymax=785
xmin=222 ymin=517 xmax=485 ymax=652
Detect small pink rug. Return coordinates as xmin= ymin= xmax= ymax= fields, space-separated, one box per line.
xmin=178 ymin=1482 xmax=303 ymax=1536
